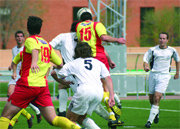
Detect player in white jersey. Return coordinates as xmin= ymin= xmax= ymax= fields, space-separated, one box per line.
xmin=143 ymin=32 xmax=180 ymax=128
xmin=7 ymin=31 xmax=42 ymax=129
xmin=55 ymin=42 xmax=115 ymax=129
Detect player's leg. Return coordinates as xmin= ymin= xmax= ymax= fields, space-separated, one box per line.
xmin=114 ymin=93 xmax=122 ymax=109
xmin=57 ymin=84 xmax=68 ymax=117
xmin=29 ymin=103 xmax=42 ymax=123
xmin=94 ymin=104 xmax=109 ymax=120
xmin=38 ymin=106 xmax=81 ymax=129
xmin=0 ymin=101 xmax=21 ymax=129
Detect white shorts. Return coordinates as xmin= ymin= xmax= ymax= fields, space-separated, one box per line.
xmin=148 ymin=72 xmax=171 ymax=94
xmin=69 ymin=85 xmax=103 ymax=116
xmin=8 ymin=76 xmax=20 ymax=86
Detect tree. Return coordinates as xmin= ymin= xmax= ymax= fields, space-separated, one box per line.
xmin=139 ymin=7 xmax=180 ymax=47
xmin=0 ymin=0 xmax=45 ymax=49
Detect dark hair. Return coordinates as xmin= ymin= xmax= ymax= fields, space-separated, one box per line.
xmin=74 ymin=42 xmax=92 ymax=59
xmin=27 ymin=16 xmax=43 ymax=35
xmin=71 ymin=21 xmax=79 ymax=32
xmin=15 ymin=30 xmax=24 ymax=38
xmin=159 ymin=32 xmax=169 ymax=39
xmin=80 ymin=12 xmax=92 ymax=21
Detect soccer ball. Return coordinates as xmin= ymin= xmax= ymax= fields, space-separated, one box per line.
xmin=77 ymin=7 xmax=92 ymax=21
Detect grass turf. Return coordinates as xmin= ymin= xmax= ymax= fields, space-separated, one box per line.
xmin=0 ymin=99 xmax=180 ymax=129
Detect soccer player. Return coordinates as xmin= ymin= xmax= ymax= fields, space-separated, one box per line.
xmin=0 ymin=16 xmax=82 ymax=129
xmin=76 ymin=7 xmax=125 ymax=127
xmin=7 ymin=30 xmax=41 ymax=129
xmin=143 ymin=32 xmax=180 ymax=128
xmin=50 ymin=21 xmax=110 ymax=120
xmin=54 ymin=42 xmax=115 ymax=129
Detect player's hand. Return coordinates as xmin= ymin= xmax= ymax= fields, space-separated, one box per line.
xmin=12 ymin=73 xmax=17 ymax=80
xmin=31 ymin=63 xmax=40 ymax=73
xmin=108 ymin=97 xmax=115 ymax=107
xmin=144 ymin=66 xmax=150 ymax=72
xmin=117 ymin=38 xmax=126 ymax=44
xmin=109 ymin=61 xmax=116 ymax=69
xmin=8 ymin=66 xmax=12 ymax=71
xmin=174 ymin=73 xmax=179 ymax=79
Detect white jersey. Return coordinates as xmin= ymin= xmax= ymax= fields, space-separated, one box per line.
xmin=49 ymin=32 xmax=77 ymax=63
xmin=143 ymin=45 xmax=180 ymax=73
xmin=57 ymin=57 xmax=110 ymax=93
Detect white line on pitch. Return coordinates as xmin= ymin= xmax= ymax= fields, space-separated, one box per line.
xmin=123 ymin=106 xmax=180 ymax=112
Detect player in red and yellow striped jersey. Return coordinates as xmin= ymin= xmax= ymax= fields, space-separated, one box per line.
xmin=0 ymin=16 xmax=82 ymax=129
xmin=76 ymin=8 xmax=126 ymax=127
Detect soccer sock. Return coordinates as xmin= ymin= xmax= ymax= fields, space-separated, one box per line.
xmin=29 ymin=103 xmax=40 ymax=115
xmin=59 ymin=89 xmax=68 ymax=112
xmin=102 ymin=92 xmax=116 ymax=120
xmin=52 ymin=116 xmax=81 ymax=129
xmin=114 ymin=93 xmax=121 ymax=105
xmin=82 ymin=117 xmax=100 ymax=129
xmin=9 ymin=109 xmax=24 ymax=126
xmin=148 ymin=105 xmax=159 ymax=123
xmin=21 ymin=109 xmax=31 ymax=119
xmin=94 ymin=104 xmax=109 ymax=120
xmin=0 ymin=117 xmax=10 ymax=129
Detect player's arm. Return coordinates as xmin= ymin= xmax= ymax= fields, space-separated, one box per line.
xmin=143 ymin=49 xmax=152 ymax=72
xmin=25 ymin=38 xmax=41 ymax=73
xmin=31 ymin=49 xmax=40 ymax=73
xmin=11 ymin=52 xmax=22 ymax=80
xmin=96 ymin=22 xmax=126 ymax=44
xmin=50 ymin=47 xmax=63 ymax=69
xmin=104 ymin=50 xmax=116 ymax=69
xmin=174 ymin=61 xmax=179 ymax=79
xmin=51 ymin=70 xmax=71 ymax=87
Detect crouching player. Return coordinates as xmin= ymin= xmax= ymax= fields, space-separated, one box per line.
xmin=52 ymin=42 xmax=116 ymax=129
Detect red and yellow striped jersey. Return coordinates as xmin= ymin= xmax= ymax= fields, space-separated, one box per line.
xmin=14 ymin=35 xmax=62 ymax=87
xmin=76 ymin=20 xmax=107 ymax=57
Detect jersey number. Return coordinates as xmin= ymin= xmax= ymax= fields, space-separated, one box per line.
xmin=84 ymin=60 xmax=92 ymax=70
xmin=79 ymin=27 xmax=92 ymax=41
xmin=41 ymin=46 xmax=50 ymax=63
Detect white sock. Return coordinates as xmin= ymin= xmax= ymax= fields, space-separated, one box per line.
xmin=29 ymin=103 xmax=40 ymax=115
xmin=82 ymin=118 xmax=100 ymax=129
xmin=148 ymin=105 xmax=159 ymax=123
xmin=114 ymin=93 xmax=121 ymax=105
xmin=94 ymin=104 xmax=109 ymax=120
xmin=59 ymin=89 xmax=68 ymax=112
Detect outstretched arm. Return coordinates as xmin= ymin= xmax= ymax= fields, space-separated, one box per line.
xmin=100 ymin=34 xmax=126 ymax=44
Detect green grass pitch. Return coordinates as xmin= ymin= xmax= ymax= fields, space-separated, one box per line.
xmin=0 ymin=99 xmax=180 ymax=129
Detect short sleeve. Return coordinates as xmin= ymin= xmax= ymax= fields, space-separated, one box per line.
xmin=95 ymin=22 xmax=107 ymax=37
xmin=49 ymin=34 xmax=63 ymax=50
xmin=100 ymin=62 xmax=110 ymax=78
xmin=25 ymin=38 xmax=41 ymax=53
xmin=143 ymin=49 xmax=152 ymax=63
xmin=57 ymin=63 xmax=71 ymax=78
xmin=172 ymin=48 xmax=180 ymax=62
xmin=13 ymin=51 xmax=23 ymax=64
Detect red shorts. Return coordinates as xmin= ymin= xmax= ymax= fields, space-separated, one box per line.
xmin=95 ymin=53 xmax=110 ymax=71
xmin=8 ymin=85 xmax=53 ymax=108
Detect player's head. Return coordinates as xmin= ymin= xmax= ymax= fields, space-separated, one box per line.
xmin=159 ymin=32 xmax=169 ymax=48
xmin=74 ymin=42 xmax=92 ymax=59
xmin=15 ymin=30 xmax=25 ymax=45
xmin=77 ymin=7 xmax=92 ymax=21
xmin=27 ymin=16 xmax=43 ymax=35
xmin=70 ymin=21 xmax=79 ymax=32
